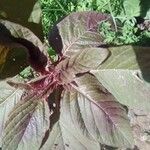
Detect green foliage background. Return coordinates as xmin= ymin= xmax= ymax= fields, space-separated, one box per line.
xmin=40 ymin=0 xmax=150 ymax=46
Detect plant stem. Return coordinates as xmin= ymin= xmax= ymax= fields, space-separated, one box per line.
xmin=107 ymin=0 xmax=118 ymax=32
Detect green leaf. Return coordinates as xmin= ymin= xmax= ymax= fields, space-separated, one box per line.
xmin=140 ymin=0 xmax=150 ymax=19
xmin=145 ymin=9 xmax=150 ymax=19
xmin=91 ymin=46 xmax=150 ymax=112
xmin=0 ymin=10 xmax=7 ymax=18
xmin=123 ymin=0 xmax=140 ymax=18
xmin=28 ymin=1 xmax=42 ymax=24
xmin=1 ymin=90 xmax=50 ymax=150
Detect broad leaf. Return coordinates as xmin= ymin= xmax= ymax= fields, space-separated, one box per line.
xmin=123 ymin=0 xmax=140 ymax=18
xmin=92 ymin=70 xmax=150 ymax=113
xmin=1 ymin=90 xmax=50 ymax=150
xmin=42 ymin=74 xmax=134 ymax=149
xmin=0 ymin=20 xmax=48 ymax=75
xmin=0 ymin=78 xmax=23 ymax=147
xmin=97 ymin=46 xmax=150 ymax=71
xmin=91 ymin=46 xmax=150 ymax=112
xmin=49 ymin=12 xmax=112 ymax=55
xmin=0 ymin=19 xmax=44 ymax=52
xmin=72 ymin=74 xmax=134 ymax=148
xmin=0 ymin=20 xmax=27 ymax=77
xmin=41 ymin=121 xmax=101 ymax=150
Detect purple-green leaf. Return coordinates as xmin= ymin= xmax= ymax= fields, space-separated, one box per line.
xmin=49 ymin=12 xmax=111 ymax=55
xmin=0 ymin=78 xmax=24 ymax=147
xmin=56 ymin=47 xmax=109 ymax=84
xmin=70 ymin=73 xmax=134 ymax=148
xmin=1 ymin=90 xmax=50 ymax=150
xmin=41 ymin=74 xmax=134 ymax=149
xmin=91 ymin=46 xmax=150 ymax=112
xmin=0 ymin=20 xmax=49 ymax=76
xmin=41 ymin=121 xmax=101 ymax=150
xmin=0 ymin=19 xmax=44 ymax=51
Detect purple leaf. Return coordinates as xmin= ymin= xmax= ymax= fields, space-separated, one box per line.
xmin=48 ymin=24 xmax=63 ymax=56
xmin=68 ymin=73 xmax=134 ymax=148
xmin=49 ymin=12 xmax=111 ymax=56
xmin=14 ymin=38 xmax=48 ymax=74
xmin=1 ymin=91 xmax=50 ymax=150
xmin=55 ymin=47 xmax=109 ymax=84
xmin=0 ymin=20 xmax=49 ymax=76
xmin=41 ymin=73 xmax=134 ymax=149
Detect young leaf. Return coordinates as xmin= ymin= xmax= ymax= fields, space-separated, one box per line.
xmin=49 ymin=12 xmax=112 ymax=56
xmin=1 ymin=91 xmax=50 ymax=150
xmin=56 ymin=47 xmax=109 ymax=84
xmin=91 ymin=46 xmax=150 ymax=112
